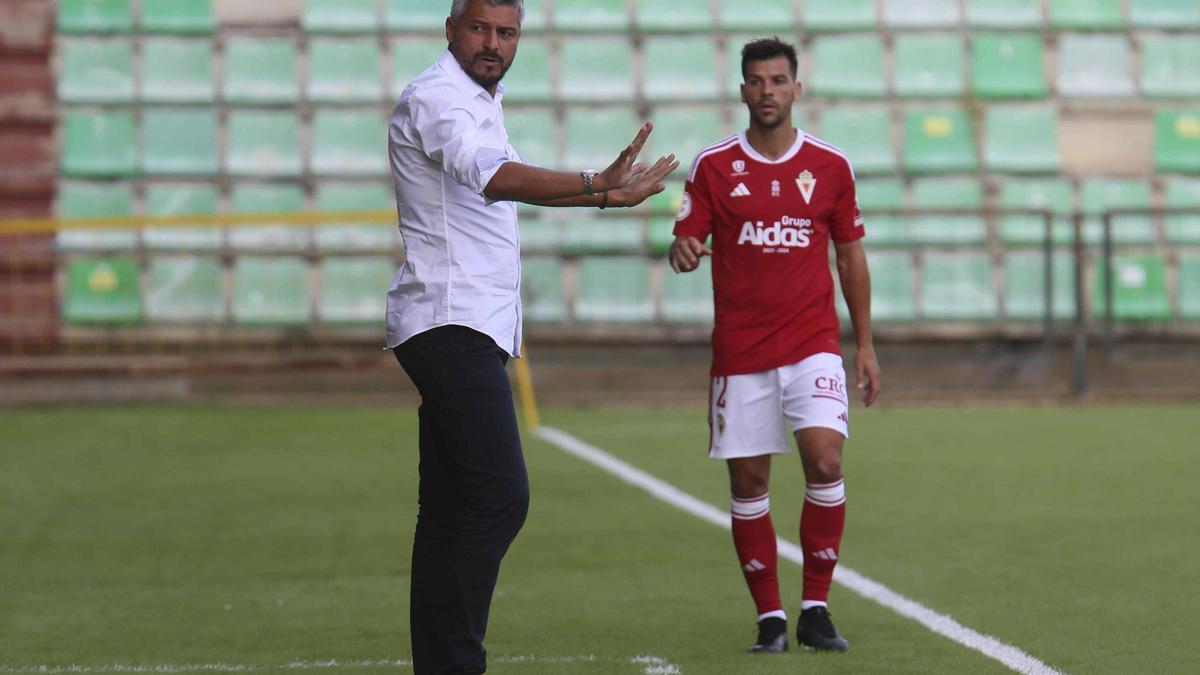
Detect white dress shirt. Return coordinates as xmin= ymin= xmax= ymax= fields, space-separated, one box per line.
xmin=387 ymin=49 xmax=525 ymax=356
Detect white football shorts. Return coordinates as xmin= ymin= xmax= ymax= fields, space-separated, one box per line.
xmin=709 ymin=352 xmax=850 ymax=460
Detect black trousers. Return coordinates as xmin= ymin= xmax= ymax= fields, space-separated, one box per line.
xmin=393 ymin=325 xmax=530 ymax=675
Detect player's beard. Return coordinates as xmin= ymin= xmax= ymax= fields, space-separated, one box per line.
xmin=455 ymin=46 xmax=513 ymax=90
xmin=750 ymin=108 xmax=788 ymax=130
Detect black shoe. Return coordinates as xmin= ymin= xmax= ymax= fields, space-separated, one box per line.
xmin=796 ymin=606 xmax=849 ymax=652
xmin=749 ymin=616 xmax=788 ymax=653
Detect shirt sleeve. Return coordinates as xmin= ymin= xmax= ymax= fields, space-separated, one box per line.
xmin=673 ymin=159 xmax=716 ymax=241
xmin=830 ymin=160 xmax=866 ymax=244
xmin=408 ymin=91 xmax=515 ymax=195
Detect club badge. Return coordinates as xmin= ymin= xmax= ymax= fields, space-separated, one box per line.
xmin=796 ymin=170 xmax=817 ymax=205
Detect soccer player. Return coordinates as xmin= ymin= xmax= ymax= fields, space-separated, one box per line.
xmin=669 ymin=37 xmax=882 ymax=654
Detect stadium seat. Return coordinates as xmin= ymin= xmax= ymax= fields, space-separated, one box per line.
xmin=384 ymin=0 xmax=449 ymax=30
xmin=63 ymin=259 xmax=142 ymax=325
xmin=57 ymin=40 xmax=134 ymax=104
xmin=663 ymin=265 xmax=714 ymax=323
xmin=1049 ymin=0 xmax=1126 ymax=28
xmin=971 ymin=33 xmax=1048 ymax=99
xmin=140 ymin=39 xmax=214 ymax=103
xmin=575 ymin=257 xmax=654 ymax=322
xmin=1155 ymin=110 xmax=1200 ymax=174
xmin=803 ymin=0 xmax=879 ymax=31
xmin=303 ymin=0 xmax=378 ymax=32
xmin=145 ymin=257 xmax=224 ymax=322
xmin=519 ymin=219 xmax=564 ymax=254
xmin=225 ymin=111 xmax=302 ymax=176
xmin=921 ymin=252 xmax=998 ymax=320
xmin=883 ymin=0 xmax=962 ymax=27
xmin=501 ymin=37 xmax=552 ymax=103
xmin=644 ymin=187 xmax=689 ymax=254
xmin=1003 ymin=251 xmax=1074 ymax=320
xmin=140 ymin=0 xmax=215 ymax=34
xmin=997 ymin=177 xmax=1076 ymax=245
xmin=229 ymin=184 xmax=309 ymax=251
xmin=902 ymin=108 xmax=978 ymax=174
xmin=232 ymin=257 xmax=311 ymax=325
xmin=893 ymin=34 xmax=967 ymax=98
xmin=56 ymin=182 xmax=137 ymax=250
xmin=506 ymin=107 xmax=558 ymax=168
xmin=307 ymin=38 xmax=383 ymax=103
xmin=142 ymin=108 xmax=219 ymax=175
xmin=313 ymin=182 xmax=397 ymax=251
xmin=143 ymin=184 xmax=222 ymax=251
xmin=61 ymin=111 xmax=137 ymax=178
xmin=870 ymin=252 xmax=917 ymax=321
xmin=1179 ymin=254 xmax=1200 ymax=319
xmin=966 ymin=0 xmax=1044 ymax=27
xmin=312 ymin=110 xmax=388 ymax=176
xmin=1141 ymin=36 xmax=1200 ymax=99
xmin=1164 ymin=178 xmax=1200 ymax=244
xmin=521 ymin=256 xmax=565 ymax=322
xmin=1094 ymin=255 xmax=1170 ymax=321
xmin=553 ymin=0 xmax=629 ymax=32
xmin=648 ymin=106 xmax=726 ymax=178
xmin=390 ymin=36 xmax=446 ymax=97
xmin=318 ymin=257 xmax=394 ymax=323
xmin=643 ymin=37 xmax=721 ymax=102
xmin=909 ymin=177 xmax=988 ymax=245
xmin=223 ymin=38 xmax=299 ymax=104
xmin=58 ymin=0 xmax=133 ymax=33
xmin=636 ymin=0 xmax=713 ymax=32
xmin=522 ymin=0 xmax=548 ymax=32
xmin=1080 ymin=179 xmax=1156 ymax=245
xmin=809 ymin=35 xmax=886 ymax=98
xmin=717 ymin=0 xmax=797 ymax=31
xmin=818 ymin=107 xmax=897 ymax=175
xmin=1057 ymin=34 xmax=1136 ymax=98
xmin=855 ymin=179 xmax=909 ymax=246
xmin=559 ymin=38 xmax=634 ymax=101
xmin=563 ymin=107 xmax=642 ymax=170
xmin=563 ymin=217 xmax=644 ymax=254
xmin=1128 ymin=0 xmax=1200 ymax=27
xmin=984 ymin=106 xmax=1061 ymax=173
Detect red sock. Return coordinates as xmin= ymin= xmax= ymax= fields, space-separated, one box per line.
xmin=731 ymin=494 xmax=783 ymax=619
xmin=801 ymin=479 xmax=846 ymax=605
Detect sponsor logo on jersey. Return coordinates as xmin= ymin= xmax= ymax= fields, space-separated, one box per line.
xmin=677 ymin=191 xmax=693 ymax=220
xmin=796 ymin=170 xmax=817 ymax=204
xmin=731 ymin=160 xmax=749 ymax=176
xmin=737 ymin=216 xmax=814 ymax=250
xmin=771 ymin=180 xmax=781 ymax=197
xmin=730 ymin=183 xmax=752 ymax=198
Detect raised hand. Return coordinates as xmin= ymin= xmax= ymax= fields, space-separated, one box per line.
xmin=598 ymin=123 xmax=654 ymax=193
xmin=613 ymin=153 xmax=679 ymax=207
xmin=669 ymin=236 xmax=712 ymax=274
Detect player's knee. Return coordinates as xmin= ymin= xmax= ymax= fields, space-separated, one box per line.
xmin=729 ymin=467 xmax=769 ymax=498
xmin=807 ymin=452 xmax=843 ymax=484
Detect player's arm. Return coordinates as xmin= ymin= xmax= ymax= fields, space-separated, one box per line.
xmin=519 ymin=154 xmax=679 ymax=209
xmin=834 ymin=239 xmax=881 ymax=407
xmin=668 ymin=169 xmax=715 ymax=273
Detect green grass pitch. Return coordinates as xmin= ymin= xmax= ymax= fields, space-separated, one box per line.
xmin=1 ymin=405 xmax=1197 ymax=674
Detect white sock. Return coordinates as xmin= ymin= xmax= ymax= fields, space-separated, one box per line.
xmin=801 ymin=600 xmax=828 ymax=611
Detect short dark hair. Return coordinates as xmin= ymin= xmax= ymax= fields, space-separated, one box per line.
xmin=741 ymin=37 xmax=798 ymax=80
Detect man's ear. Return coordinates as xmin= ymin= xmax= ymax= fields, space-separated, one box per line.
xmin=445 ymin=17 xmax=454 ymax=44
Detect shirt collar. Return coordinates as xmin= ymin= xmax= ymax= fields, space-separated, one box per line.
xmin=436 ymin=49 xmax=505 ymax=104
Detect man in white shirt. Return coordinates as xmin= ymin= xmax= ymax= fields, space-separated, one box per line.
xmin=388 ymin=1 xmax=678 ymax=673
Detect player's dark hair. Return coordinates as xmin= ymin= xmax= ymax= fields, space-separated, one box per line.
xmin=741 ymin=37 xmax=798 ymax=80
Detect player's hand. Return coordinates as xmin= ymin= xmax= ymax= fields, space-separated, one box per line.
xmin=611 ymin=153 xmax=679 ymax=207
xmin=856 ymin=345 xmax=882 ymax=407
xmin=597 ymin=122 xmax=654 ymax=193
xmin=669 ymin=236 xmax=712 ymax=274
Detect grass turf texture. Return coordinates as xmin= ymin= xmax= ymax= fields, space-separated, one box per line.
xmin=1 ymin=405 xmax=1197 ymax=674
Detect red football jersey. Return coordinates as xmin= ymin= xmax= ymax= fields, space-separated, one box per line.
xmin=674 ymin=131 xmax=865 ymax=377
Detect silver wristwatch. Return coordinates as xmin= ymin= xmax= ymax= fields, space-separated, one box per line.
xmin=581 ymin=170 xmax=599 ymax=196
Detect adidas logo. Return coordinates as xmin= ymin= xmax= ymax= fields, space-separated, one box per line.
xmin=812 ymin=548 xmax=838 ymax=561
xmin=730 ymin=183 xmax=752 ymax=198
xmin=742 ymin=559 xmax=767 ymax=573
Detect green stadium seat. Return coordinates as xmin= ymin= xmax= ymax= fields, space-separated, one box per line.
xmin=523 ymin=0 xmax=548 ymax=32
xmin=385 ymin=0 xmax=448 ymax=30
xmin=984 ymin=106 xmax=1061 ymax=173
xmin=318 ymin=257 xmax=394 ymax=323
xmin=57 ymin=182 xmax=136 ymax=250
xmin=971 ymin=33 xmax=1048 ymax=99
xmin=645 ymin=187 xmax=686 ymax=255
xmin=390 ymin=36 xmax=445 ymax=97
xmin=61 ymin=111 xmax=137 ymax=178
xmin=225 ymin=111 xmax=302 ymax=176
xmin=57 ymin=40 xmax=133 ymax=104
xmin=966 ymin=0 xmax=1044 ymax=27
xmin=1049 ymin=0 xmax=1126 ymax=28
xmin=856 ymin=179 xmax=909 ymax=246
xmin=893 ymin=34 xmax=966 ymax=98
xmin=1128 ymin=0 xmax=1200 ymax=27
xmin=717 ymin=0 xmax=796 ymax=31
xmin=648 ymin=106 xmax=726 ymax=178
xmin=1164 ymin=178 xmax=1200 ymax=244
xmin=1155 ymin=110 xmax=1200 ymax=174
xmin=142 ymin=108 xmax=219 ymax=175
xmin=564 ymin=107 xmax=641 ymax=170
xmin=1141 ymin=36 xmax=1200 ymax=99
xmin=58 ymin=0 xmax=133 ymax=33
xmin=1179 ymin=254 xmax=1200 ymax=319
xmin=1094 ymin=255 xmax=1170 ymax=321
xmin=909 ymin=177 xmax=988 ymax=245
xmin=232 ymin=257 xmax=311 ymax=325
xmin=140 ymin=0 xmax=215 ymax=34
xmin=1003 ymin=251 xmax=1074 ymax=320
xmin=636 ymin=0 xmax=713 ymax=32
xmin=643 ymin=37 xmax=721 ymax=102
xmin=303 ymin=0 xmax=378 ymax=32
xmin=663 ymin=266 xmax=714 ymax=323
xmin=1057 ymin=34 xmax=1135 ymax=98
xmin=1081 ymin=179 xmax=1156 ymax=245
xmin=902 ymin=108 xmax=977 ymax=174
xmin=884 ymin=0 xmax=962 ymax=27
xmin=223 ymin=38 xmax=299 ymax=104
xmin=921 ymin=252 xmax=998 ymax=320
xmin=313 ymin=182 xmax=397 ymax=251
xmin=307 ymin=38 xmax=383 ymax=103
xmin=145 ymin=257 xmax=223 ymax=322
xmin=506 ymin=107 xmax=558 ymax=168
xmin=575 ymin=257 xmax=653 ymax=322
xmin=870 ymin=252 xmax=917 ymax=321
xmin=803 ymin=0 xmax=878 ymax=31
xmin=140 ymin=39 xmax=214 ymax=103
xmin=997 ymin=177 xmax=1075 ymax=245
xmin=553 ymin=0 xmax=629 ymax=32
xmin=563 ymin=217 xmax=644 ymax=254
xmin=312 ymin=110 xmax=387 ymax=176
xmin=519 ymin=219 xmax=563 ymax=253
xmin=500 ymin=37 xmax=552 ymax=102
xmin=64 ymin=259 xmax=141 ymax=325
xmin=143 ymin=184 xmax=222 ymax=250
xmin=818 ymin=107 xmax=896 ymax=174
xmin=560 ymin=37 xmax=634 ymax=101
xmin=521 ymin=257 xmax=565 ymax=322
xmin=810 ymin=35 xmax=886 ymax=98
xmin=229 ymin=184 xmax=308 ymax=251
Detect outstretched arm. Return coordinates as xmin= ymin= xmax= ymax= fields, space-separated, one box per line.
xmin=835 ymin=240 xmax=881 ymax=407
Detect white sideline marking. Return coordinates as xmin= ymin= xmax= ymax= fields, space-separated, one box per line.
xmin=536 ymin=426 xmax=1066 ymax=675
